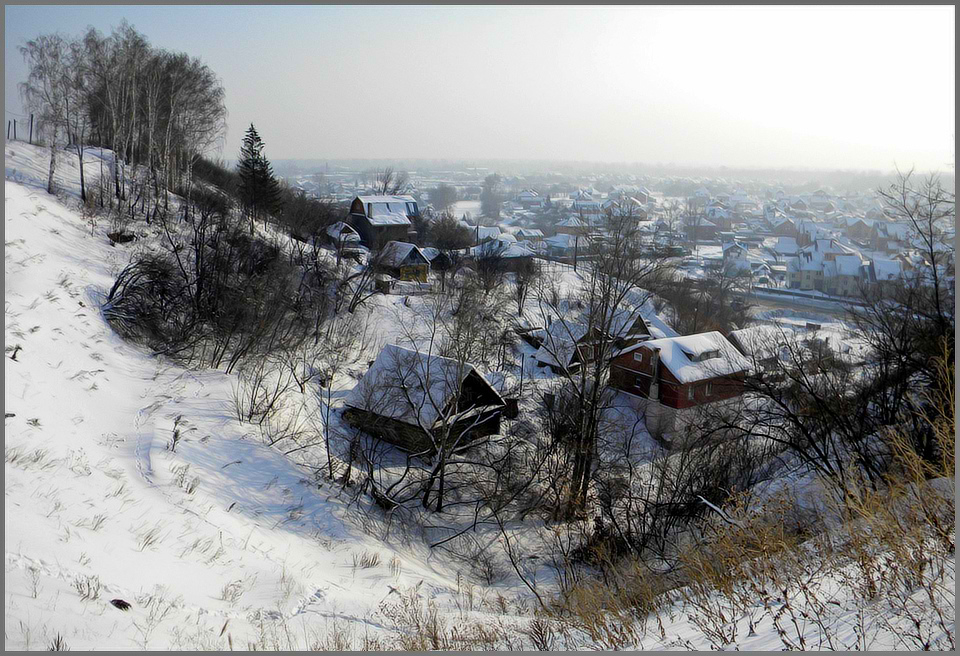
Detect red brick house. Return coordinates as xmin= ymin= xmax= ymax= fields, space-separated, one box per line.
xmin=609 ymin=331 xmax=751 ymax=436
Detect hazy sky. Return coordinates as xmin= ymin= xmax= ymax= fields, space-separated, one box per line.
xmin=5 ymin=5 xmax=955 ymax=171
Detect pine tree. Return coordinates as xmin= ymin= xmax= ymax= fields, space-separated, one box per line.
xmin=237 ymin=123 xmax=283 ymax=231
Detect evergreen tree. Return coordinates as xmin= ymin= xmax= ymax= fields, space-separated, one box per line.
xmin=237 ymin=123 xmax=283 ymax=230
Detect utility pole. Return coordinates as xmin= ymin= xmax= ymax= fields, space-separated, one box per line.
xmin=29 ymin=115 xmax=33 ymax=144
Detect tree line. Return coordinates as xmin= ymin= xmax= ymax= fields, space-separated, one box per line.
xmin=19 ymin=21 xmax=226 ymax=202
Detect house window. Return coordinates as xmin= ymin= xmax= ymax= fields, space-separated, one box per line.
xmin=635 ymin=375 xmax=645 ymax=388
xmin=705 ymin=382 xmax=713 ymax=396
xmin=633 ymin=351 xmax=643 ymax=363
xmin=687 ymin=386 xmax=695 ymax=401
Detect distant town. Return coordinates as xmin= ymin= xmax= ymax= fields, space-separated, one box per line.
xmin=280 ymin=162 xmax=955 ymax=304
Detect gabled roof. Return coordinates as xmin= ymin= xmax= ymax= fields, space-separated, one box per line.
xmin=515 ymin=228 xmax=544 ymax=238
xmin=636 ymin=332 xmax=752 ymax=384
xmin=834 ymin=255 xmax=864 ymax=277
xmin=379 ymin=241 xmax=428 ymax=268
xmin=809 ymin=239 xmax=858 ymax=256
xmin=541 ymin=301 xmax=678 ymax=367
xmin=728 ymin=325 xmax=792 ymax=362
xmin=470 ymin=240 xmax=535 ymax=259
xmin=544 ymin=233 xmax=580 ymax=248
xmin=355 ymin=195 xmax=416 ymax=226
xmin=470 ymin=225 xmax=502 ymax=241
xmin=535 ymin=322 xmax=587 ymax=369
xmin=556 ymin=216 xmax=586 ymax=228
xmin=870 ymin=258 xmax=902 ymax=282
xmin=344 ymin=344 xmax=504 ymax=428
xmin=327 ymin=221 xmax=360 ymax=241
xmin=356 ymin=194 xmax=416 ymax=204
xmin=774 ymin=236 xmax=799 ymax=254
xmin=723 ymin=241 xmax=748 ymax=254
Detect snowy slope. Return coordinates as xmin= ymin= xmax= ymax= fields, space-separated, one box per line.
xmin=3 ymin=143 xmax=515 ymax=650
xmin=5 ymin=141 xmax=953 ymax=651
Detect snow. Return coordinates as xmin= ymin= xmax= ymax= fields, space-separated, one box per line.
xmin=326 ymin=221 xmax=360 ymax=242
xmin=834 ymin=254 xmax=863 ymax=276
xmin=872 ymin=257 xmax=902 ymax=281
xmin=4 ymin=140 xmax=953 ymax=651
xmin=637 ymin=331 xmax=753 ymax=383
xmin=366 ymin=211 xmax=411 ymax=227
xmin=2 ymin=143 xmax=514 ymax=650
xmin=727 ymin=324 xmax=794 ymax=362
xmin=470 ymin=239 xmax=535 ymax=259
xmin=343 ymin=344 xmax=503 ymax=428
xmin=378 ymin=240 xmax=426 ymax=267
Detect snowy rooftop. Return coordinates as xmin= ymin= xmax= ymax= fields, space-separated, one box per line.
xmin=327 ymin=221 xmax=360 ymax=241
xmin=834 ymin=255 xmax=864 ymax=277
xmin=728 ymin=325 xmax=794 ymax=362
xmin=356 ymin=194 xmax=416 ymax=204
xmin=344 ymin=344 xmax=504 ymax=428
xmin=369 ymin=210 xmax=413 ymax=227
xmin=636 ymin=331 xmax=753 ymax=383
xmin=872 ymin=258 xmax=902 ymax=281
xmin=379 ymin=240 xmax=427 ymax=268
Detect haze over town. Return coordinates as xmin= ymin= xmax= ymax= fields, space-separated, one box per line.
xmin=5 ymin=5 xmax=955 ymax=171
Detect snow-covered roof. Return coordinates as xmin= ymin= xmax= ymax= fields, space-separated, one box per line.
xmin=367 ymin=211 xmax=412 ymax=227
xmin=327 ymin=221 xmax=360 ymax=242
xmin=872 ymin=258 xmax=902 ymax=281
xmin=880 ymin=222 xmax=913 ymax=240
xmin=344 ymin=344 xmax=503 ymax=428
xmin=534 ymin=322 xmax=585 ymax=369
xmin=812 ymin=239 xmax=857 ymax=256
xmin=635 ymin=332 xmax=752 ymax=384
xmin=545 ymin=233 xmax=586 ymax=250
xmin=515 ymin=228 xmax=544 ymax=238
xmin=471 ymin=226 xmax=501 ymax=241
xmin=722 ymin=241 xmax=748 ymax=254
xmin=355 ymin=195 xmax=417 ymax=226
xmin=471 ymin=239 xmax=535 ymax=259
xmin=774 ymin=237 xmax=798 ymax=254
xmin=556 ymin=216 xmax=586 ymax=228
xmin=356 ymin=194 xmax=416 ymax=204
xmin=379 ymin=241 xmax=428 ymax=268
xmin=420 ymin=247 xmax=442 ymax=262
xmin=834 ymin=255 xmax=864 ymax=277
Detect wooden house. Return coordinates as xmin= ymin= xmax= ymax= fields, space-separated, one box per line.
xmin=342 ymin=344 xmax=506 ymax=454
xmin=376 ymin=241 xmax=430 ymax=282
xmin=535 ymin=303 xmax=678 ymax=374
xmin=348 ymin=195 xmax=419 ymax=247
xmin=609 ymin=331 xmax=751 ymax=435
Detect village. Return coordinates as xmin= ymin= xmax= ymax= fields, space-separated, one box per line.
xmin=292 ymin=164 xmax=954 ymax=302
xmin=5 ymin=6 xmax=953 ymax=651
xmin=275 ymin=167 xmax=951 ymax=454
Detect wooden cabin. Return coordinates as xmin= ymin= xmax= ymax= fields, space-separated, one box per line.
xmin=343 ymin=344 xmax=506 ymax=454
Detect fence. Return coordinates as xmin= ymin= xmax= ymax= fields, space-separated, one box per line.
xmin=5 ymin=112 xmax=35 ymax=144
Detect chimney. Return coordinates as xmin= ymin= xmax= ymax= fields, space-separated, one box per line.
xmin=649 ymin=347 xmax=660 ymax=400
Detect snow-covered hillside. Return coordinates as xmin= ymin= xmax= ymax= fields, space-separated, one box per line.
xmin=5 ymin=141 xmax=954 ymax=651
xmin=4 ymin=143 xmax=529 ymax=650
